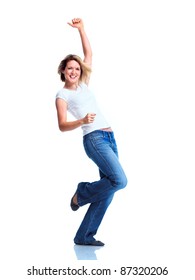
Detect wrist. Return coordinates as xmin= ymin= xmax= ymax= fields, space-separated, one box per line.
xmin=78 ymin=27 xmax=85 ymax=33
xmin=79 ymin=118 xmax=85 ymax=125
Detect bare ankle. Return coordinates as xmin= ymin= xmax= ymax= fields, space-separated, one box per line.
xmin=73 ymin=194 xmax=78 ymax=205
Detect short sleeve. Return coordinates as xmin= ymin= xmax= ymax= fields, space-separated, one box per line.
xmin=56 ymin=90 xmax=68 ymax=102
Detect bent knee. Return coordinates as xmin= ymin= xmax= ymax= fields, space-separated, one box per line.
xmin=114 ymin=175 xmax=128 ymax=190
xmin=121 ymin=176 xmax=128 ymax=189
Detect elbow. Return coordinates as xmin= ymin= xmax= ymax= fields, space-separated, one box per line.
xmin=58 ymin=120 xmax=70 ymax=132
xmin=89 ymin=51 xmax=93 ymax=59
xmin=89 ymin=52 xmax=93 ymax=63
xmin=84 ymin=53 xmax=92 ymax=66
xmin=58 ymin=124 xmax=65 ymax=132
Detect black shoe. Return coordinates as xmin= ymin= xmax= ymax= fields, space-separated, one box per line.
xmin=75 ymin=240 xmax=105 ymax=246
xmin=70 ymin=193 xmax=79 ymax=211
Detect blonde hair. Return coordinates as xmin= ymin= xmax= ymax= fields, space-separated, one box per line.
xmin=58 ymin=54 xmax=91 ymax=83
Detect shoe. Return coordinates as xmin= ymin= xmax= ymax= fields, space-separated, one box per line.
xmin=70 ymin=192 xmax=79 ymax=211
xmin=75 ymin=240 xmax=105 ymax=246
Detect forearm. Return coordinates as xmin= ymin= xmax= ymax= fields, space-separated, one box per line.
xmin=58 ymin=119 xmax=84 ymax=132
xmin=58 ymin=113 xmax=96 ymax=132
xmin=78 ymin=27 xmax=92 ymax=63
xmin=68 ymin=18 xmax=92 ymax=64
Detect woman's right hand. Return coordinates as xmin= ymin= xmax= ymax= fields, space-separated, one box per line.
xmin=82 ymin=113 xmax=96 ymax=124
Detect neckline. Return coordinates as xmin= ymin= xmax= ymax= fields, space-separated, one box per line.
xmin=63 ymin=84 xmax=81 ymax=92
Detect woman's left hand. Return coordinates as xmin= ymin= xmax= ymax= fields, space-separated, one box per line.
xmin=67 ymin=18 xmax=84 ymax=30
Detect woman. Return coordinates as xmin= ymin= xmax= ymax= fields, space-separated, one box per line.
xmin=56 ymin=18 xmax=127 ymax=246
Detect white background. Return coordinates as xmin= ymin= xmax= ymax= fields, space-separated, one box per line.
xmin=0 ymin=0 xmax=194 ymax=279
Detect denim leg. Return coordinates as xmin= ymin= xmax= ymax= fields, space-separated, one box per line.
xmin=74 ymin=194 xmax=114 ymax=244
xmin=77 ymin=130 xmax=127 ymax=207
xmin=74 ymin=130 xmax=127 ymax=244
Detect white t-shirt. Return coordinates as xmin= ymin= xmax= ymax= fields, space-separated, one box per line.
xmin=56 ymin=83 xmax=110 ymax=136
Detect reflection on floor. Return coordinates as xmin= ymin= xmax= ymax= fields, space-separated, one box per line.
xmin=74 ymin=245 xmax=104 ymax=260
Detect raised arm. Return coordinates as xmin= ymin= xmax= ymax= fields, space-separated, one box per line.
xmin=68 ymin=18 xmax=92 ymax=67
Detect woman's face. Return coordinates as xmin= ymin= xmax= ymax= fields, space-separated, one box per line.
xmin=63 ymin=60 xmax=81 ymax=85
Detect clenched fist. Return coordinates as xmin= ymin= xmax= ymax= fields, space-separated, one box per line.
xmin=67 ymin=18 xmax=84 ymax=30
xmin=83 ymin=113 xmax=96 ymax=124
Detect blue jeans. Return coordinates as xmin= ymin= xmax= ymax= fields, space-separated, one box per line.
xmin=74 ymin=130 xmax=127 ymax=244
